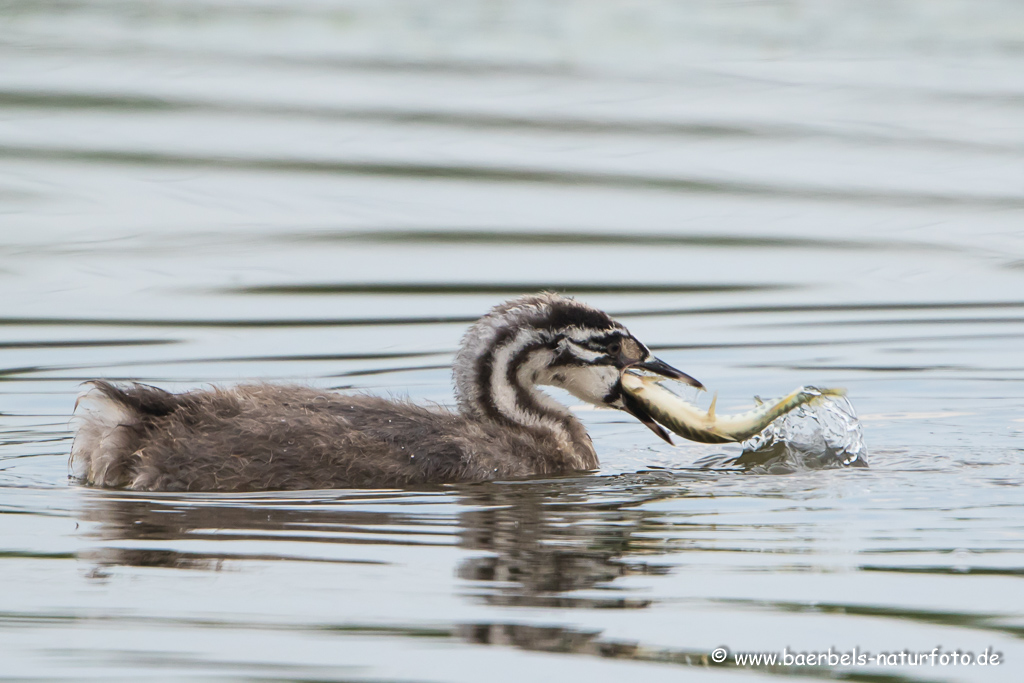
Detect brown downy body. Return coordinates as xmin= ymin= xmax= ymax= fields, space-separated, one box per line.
xmin=71 ymin=293 xmax=701 ymax=492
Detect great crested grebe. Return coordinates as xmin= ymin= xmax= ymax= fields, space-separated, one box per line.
xmin=71 ymin=293 xmax=701 ymax=491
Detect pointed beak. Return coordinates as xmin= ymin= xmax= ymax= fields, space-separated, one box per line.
xmin=636 ymin=357 xmax=704 ymax=390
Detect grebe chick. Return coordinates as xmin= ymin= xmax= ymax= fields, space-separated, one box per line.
xmin=71 ymin=293 xmax=701 ymax=492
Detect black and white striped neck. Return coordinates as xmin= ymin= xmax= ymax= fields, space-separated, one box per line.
xmin=453 ymin=293 xmax=624 ymax=469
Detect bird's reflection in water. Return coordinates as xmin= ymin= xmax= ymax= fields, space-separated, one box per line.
xmin=76 ymin=474 xmax=735 ymax=668
xmin=454 ymin=476 xmax=679 ymax=609
xmin=77 ymin=489 xmax=417 ymax=574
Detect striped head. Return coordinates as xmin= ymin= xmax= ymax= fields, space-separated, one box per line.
xmin=453 ymin=293 xmax=701 ymax=444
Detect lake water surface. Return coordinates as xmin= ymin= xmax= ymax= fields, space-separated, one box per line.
xmin=2 ymin=1 xmax=1024 ymax=681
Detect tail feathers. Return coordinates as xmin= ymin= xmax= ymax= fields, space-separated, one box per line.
xmin=70 ymin=381 xmax=178 ymax=487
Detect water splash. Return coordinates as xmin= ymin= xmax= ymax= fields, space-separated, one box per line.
xmin=736 ymin=392 xmax=868 ymax=472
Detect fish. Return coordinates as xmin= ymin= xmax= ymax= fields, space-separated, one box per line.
xmin=620 ymin=371 xmax=846 ymax=444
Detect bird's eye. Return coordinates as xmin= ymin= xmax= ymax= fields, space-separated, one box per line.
xmin=607 ymin=341 xmax=621 ymax=355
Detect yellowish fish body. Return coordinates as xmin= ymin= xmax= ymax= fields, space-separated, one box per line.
xmin=620 ymin=372 xmax=845 ymax=444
